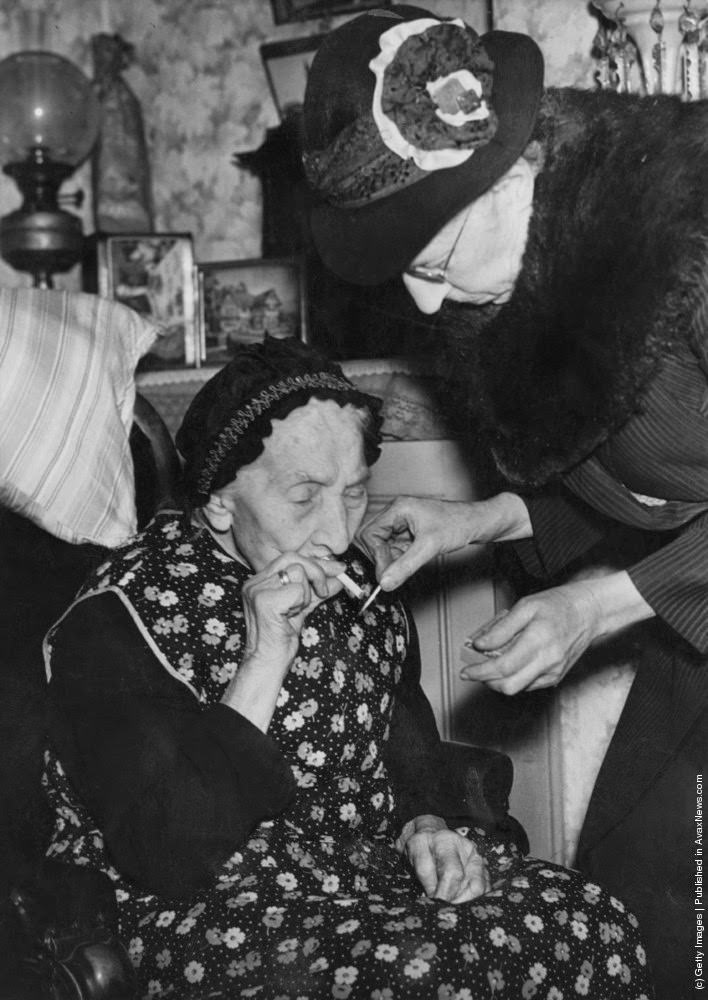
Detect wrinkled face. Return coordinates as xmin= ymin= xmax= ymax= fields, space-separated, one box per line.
xmin=217 ymin=398 xmax=370 ymax=571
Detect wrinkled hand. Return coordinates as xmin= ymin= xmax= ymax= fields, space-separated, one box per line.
xmin=459 ymin=577 xmax=616 ymax=695
xmin=357 ymin=497 xmax=483 ymax=591
xmin=357 ymin=493 xmax=532 ymax=592
xmin=225 ymin=553 xmax=346 ymax=732
xmin=241 ymin=552 xmax=344 ymax=668
xmin=397 ymin=815 xmax=490 ymax=904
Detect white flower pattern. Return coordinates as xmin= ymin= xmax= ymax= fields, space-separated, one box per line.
xmin=43 ymin=514 xmax=654 ymax=1000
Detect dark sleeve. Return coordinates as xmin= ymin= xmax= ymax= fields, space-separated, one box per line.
xmin=382 ymin=610 xmax=471 ymax=829
xmin=48 ymin=592 xmax=296 ymax=899
xmin=0 ymin=507 xmax=102 ymax=677
xmin=512 ymin=488 xmax=608 ymax=580
xmin=628 ymin=511 xmax=708 ymax=653
xmin=518 ymin=489 xmax=708 ymax=654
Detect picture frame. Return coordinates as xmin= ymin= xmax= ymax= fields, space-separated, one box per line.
xmin=269 ymin=0 xmax=390 ymax=26
xmin=92 ymin=233 xmax=199 ymax=371
xmin=196 ymin=256 xmax=308 ymax=366
xmin=260 ymin=34 xmax=327 ymax=118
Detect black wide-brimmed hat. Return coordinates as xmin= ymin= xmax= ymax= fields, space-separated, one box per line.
xmin=303 ymin=4 xmax=544 ymax=286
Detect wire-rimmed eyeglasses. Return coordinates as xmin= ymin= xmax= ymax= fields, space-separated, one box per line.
xmin=403 ymin=203 xmax=474 ymax=285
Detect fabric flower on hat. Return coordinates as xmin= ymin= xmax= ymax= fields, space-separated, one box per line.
xmin=370 ymin=18 xmax=498 ymax=171
xmin=302 ymin=16 xmax=502 ymax=209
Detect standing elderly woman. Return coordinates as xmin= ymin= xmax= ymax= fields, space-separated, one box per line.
xmin=301 ymin=6 xmax=708 ymax=997
xmin=42 ymin=337 xmax=652 ymax=998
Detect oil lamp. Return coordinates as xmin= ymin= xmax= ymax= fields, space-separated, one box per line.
xmin=0 ymin=51 xmax=101 ymax=287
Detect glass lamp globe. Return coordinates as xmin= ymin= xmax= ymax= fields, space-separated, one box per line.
xmin=0 ymin=51 xmax=101 ymax=166
xmin=0 ymin=51 xmax=101 ymax=287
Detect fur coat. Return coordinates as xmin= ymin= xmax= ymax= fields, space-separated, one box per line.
xmin=444 ymin=87 xmax=708 ymax=487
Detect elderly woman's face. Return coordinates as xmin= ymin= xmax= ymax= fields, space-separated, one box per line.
xmin=217 ymin=398 xmax=370 ymax=571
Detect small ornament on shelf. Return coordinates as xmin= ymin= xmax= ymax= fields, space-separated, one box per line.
xmin=91 ymin=33 xmax=154 ymax=233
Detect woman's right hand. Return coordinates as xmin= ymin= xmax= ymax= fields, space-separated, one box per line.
xmin=397 ymin=815 xmax=491 ymax=903
xmin=221 ymin=553 xmax=344 ymax=731
xmin=357 ymin=492 xmax=533 ymax=592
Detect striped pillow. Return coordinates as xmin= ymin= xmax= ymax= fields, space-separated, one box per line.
xmin=0 ymin=289 xmax=157 ymax=546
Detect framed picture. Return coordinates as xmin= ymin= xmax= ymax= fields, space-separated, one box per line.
xmin=269 ymin=0 xmax=390 ymax=25
xmin=93 ymin=233 xmax=199 ymax=371
xmin=260 ymin=34 xmax=327 ymax=118
xmin=197 ymin=256 xmax=307 ymax=365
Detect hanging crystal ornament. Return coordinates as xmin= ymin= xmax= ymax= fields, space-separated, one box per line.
xmin=592 ymin=22 xmax=614 ymax=89
xmin=678 ymin=3 xmax=701 ymax=100
xmin=698 ymin=12 xmax=708 ymax=97
xmin=603 ymin=3 xmax=644 ymax=92
xmin=591 ymin=1 xmax=624 ymax=90
xmin=624 ymin=31 xmax=641 ymax=89
xmin=650 ymin=0 xmax=667 ymax=92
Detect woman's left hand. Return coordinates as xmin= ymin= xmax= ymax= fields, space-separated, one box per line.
xmin=460 ymin=571 xmax=654 ymax=694
xmin=397 ymin=815 xmax=490 ymax=904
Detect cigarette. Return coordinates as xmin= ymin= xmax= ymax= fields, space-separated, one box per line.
xmin=336 ymin=570 xmax=365 ymax=599
xmin=359 ymin=583 xmax=382 ymax=616
xmin=319 ymin=554 xmax=364 ymax=599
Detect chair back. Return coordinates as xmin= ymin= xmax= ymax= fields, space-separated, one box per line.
xmin=131 ymin=392 xmax=183 ymax=526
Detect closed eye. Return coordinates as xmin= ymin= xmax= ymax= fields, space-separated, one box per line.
xmin=345 ymin=485 xmax=368 ymax=503
xmin=290 ymin=485 xmax=319 ymax=505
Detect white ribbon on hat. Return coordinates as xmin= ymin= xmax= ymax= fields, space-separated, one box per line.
xmin=369 ymin=18 xmax=491 ymax=171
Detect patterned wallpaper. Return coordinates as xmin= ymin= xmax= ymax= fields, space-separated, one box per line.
xmin=0 ymin=0 xmax=599 ymax=290
xmin=494 ymin=0 xmax=599 ymax=88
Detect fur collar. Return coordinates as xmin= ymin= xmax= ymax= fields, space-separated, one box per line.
xmin=444 ymin=88 xmax=708 ymax=487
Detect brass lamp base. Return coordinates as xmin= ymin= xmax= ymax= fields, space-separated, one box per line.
xmin=0 ymin=153 xmax=84 ymax=288
xmin=0 ymin=207 xmax=84 ymax=288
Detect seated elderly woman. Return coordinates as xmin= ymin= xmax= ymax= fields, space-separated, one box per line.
xmin=42 ymin=337 xmax=654 ymax=999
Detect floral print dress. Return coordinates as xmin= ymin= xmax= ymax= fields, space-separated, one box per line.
xmin=43 ymin=513 xmax=654 ymax=1000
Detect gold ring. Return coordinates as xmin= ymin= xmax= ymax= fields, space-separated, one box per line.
xmin=278 ymin=569 xmax=290 ymax=587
